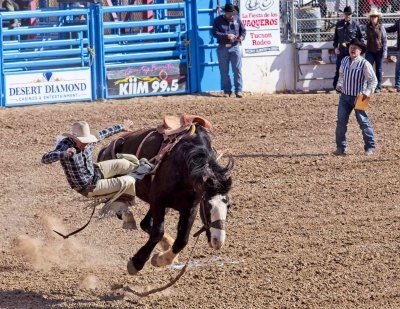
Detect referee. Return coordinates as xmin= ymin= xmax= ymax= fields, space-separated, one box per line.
xmin=334 ymin=38 xmax=378 ymax=156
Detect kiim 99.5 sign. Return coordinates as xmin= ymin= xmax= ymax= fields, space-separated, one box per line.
xmin=106 ymin=63 xmax=187 ymax=97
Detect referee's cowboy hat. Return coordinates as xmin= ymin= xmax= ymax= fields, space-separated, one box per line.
xmin=343 ymin=6 xmax=353 ymax=15
xmin=63 ymin=121 xmax=99 ymax=144
xmin=222 ymin=3 xmax=238 ymax=15
xmin=346 ymin=38 xmax=367 ymax=54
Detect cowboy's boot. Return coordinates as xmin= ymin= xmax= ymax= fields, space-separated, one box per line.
xmin=108 ymin=201 xmax=137 ymax=230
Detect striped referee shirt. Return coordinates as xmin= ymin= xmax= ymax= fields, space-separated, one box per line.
xmin=337 ymin=55 xmax=377 ymax=97
xmin=42 ymin=124 xmax=124 ymax=191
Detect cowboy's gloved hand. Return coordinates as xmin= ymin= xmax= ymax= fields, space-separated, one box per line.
xmin=128 ymin=158 xmax=154 ymax=181
xmin=122 ymin=119 xmax=134 ymax=131
xmin=64 ymin=147 xmax=76 ymax=158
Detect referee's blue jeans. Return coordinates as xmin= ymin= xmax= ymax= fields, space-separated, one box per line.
xmin=217 ymin=44 xmax=242 ymax=94
xmin=335 ymin=94 xmax=376 ymax=152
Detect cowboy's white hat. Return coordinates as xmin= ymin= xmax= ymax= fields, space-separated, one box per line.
xmin=368 ymin=8 xmax=382 ymax=17
xmin=63 ymin=121 xmax=99 ymax=143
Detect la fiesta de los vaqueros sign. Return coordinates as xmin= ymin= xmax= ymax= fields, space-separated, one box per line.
xmin=240 ymin=0 xmax=281 ymax=57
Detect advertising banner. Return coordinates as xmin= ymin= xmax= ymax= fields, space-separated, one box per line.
xmin=5 ymin=69 xmax=92 ymax=105
xmin=240 ymin=0 xmax=281 ymax=56
xmin=106 ymin=62 xmax=187 ymax=97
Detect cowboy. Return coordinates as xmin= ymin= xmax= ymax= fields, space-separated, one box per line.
xmin=212 ymin=3 xmax=246 ymax=98
xmin=334 ymin=38 xmax=378 ymax=156
xmin=332 ymin=6 xmax=363 ymax=89
xmin=41 ymin=120 xmax=153 ymax=229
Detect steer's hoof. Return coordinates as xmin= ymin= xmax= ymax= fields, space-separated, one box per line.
xmin=127 ymin=259 xmax=138 ymax=275
xmin=151 ymin=253 xmax=161 ymax=267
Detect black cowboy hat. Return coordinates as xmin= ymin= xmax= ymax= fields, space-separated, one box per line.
xmin=222 ymin=3 xmax=238 ymax=14
xmin=343 ymin=6 xmax=353 ymax=14
xmin=346 ymin=38 xmax=367 ymax=54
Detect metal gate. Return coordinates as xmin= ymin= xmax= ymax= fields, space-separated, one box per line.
xmin=0 ymin=8 xmax=94 ymax=107
xmin=0 ymin=1 xmax=230 ymax=107
xmin=190 ymin=1 xmax=227 ymax=92
xmin=95 ymin=2 xmax=190 ymax=99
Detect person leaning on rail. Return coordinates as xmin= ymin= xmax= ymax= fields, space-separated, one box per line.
xmin=332 ymin=6 xmax=363 ymax=90
xmin=41 ymin=120 xmax=153 ymax=229
xmin=2 ymin=0 xmax=34 ymax=28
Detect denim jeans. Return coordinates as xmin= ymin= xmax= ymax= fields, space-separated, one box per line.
xmin=335 ymin=94 xmax=376 ymax=151
xmin=365 ymin=51 xmax=383 ymax=90
xmin=395 ymin=51 xmax=400 ymax=89
xmin=217 ymin=45 xmax=242 ymax=94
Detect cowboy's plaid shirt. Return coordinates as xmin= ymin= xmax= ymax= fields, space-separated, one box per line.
xmin=42 ymin=124 xmax=124 ymax=191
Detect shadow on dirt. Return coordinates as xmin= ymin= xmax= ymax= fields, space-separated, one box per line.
xmin=0 ymin=290 xmax=65 ymax=309
xmin=0 ymin=289 xmax=122 ymax=309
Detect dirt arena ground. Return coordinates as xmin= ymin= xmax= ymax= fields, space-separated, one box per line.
xmin=1 ymin=92 xmax=400 ymax=308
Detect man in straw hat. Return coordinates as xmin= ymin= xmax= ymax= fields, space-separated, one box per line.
xmin=364 ymin=8 xmax=387 ymax=93
xmin=333 ymin=6 xmax=363 ymax=89
xmin=334 ymin=38 xmax=378 ymax=156
xmin=42 ymin=120 xmax=153 ymax=229
xmin=212 ymin=3 xmax=246 ymax=98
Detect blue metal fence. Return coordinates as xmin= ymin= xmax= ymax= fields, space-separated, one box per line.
xmin=0 ymin=1 xmax=226 ymax=107
xmin=0 ymin=8 xmax=94 ymax=107
xmin=97 ymin=2 xmax=190 ymax=99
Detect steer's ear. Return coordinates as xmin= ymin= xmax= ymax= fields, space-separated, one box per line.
xmin=202 ymin=163 xmax=214 ymax=182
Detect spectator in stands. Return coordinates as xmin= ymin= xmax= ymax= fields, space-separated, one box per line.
xmin=386 ymin=18 xmax=400 ymax=92
xmin=334 ymin=38 xmax=377 ymax=156
xmin=364 ymin=8 xmax=387 ymax=93
xmin=333 ymin=6 xmax=363 ymax=89
xmin=2 ymin=0 xmax=21 ymax=28
xmin=212 ymin=3 xmax=246 ymax=98
xmin=2 ymin=0 xmax=34 ymax=28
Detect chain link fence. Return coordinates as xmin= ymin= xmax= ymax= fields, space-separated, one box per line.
xmin=292 ymin=0 xmax=400 ymax=42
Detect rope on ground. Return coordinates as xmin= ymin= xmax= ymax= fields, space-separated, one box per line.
xmin=122 ymin=235 xmax=200 ymax=297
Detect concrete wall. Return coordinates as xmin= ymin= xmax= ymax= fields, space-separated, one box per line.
xmin=242 ymin=41 xmax=398 ymax=93
xmin=242 ymin=43 xmax=296 ymax=93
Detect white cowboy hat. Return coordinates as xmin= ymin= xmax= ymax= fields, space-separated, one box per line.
xmin=63 ymin=121 xmax=99 ymax=143
xmin=368 ymin=8 xmax=382 ymax=17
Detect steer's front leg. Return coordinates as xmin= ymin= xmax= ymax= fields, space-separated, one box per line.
xmin=151 ymin=207 xmax=197 ymax=267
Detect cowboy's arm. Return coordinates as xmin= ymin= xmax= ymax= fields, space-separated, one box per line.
xmin=382 ymin=26 xmax=388 ymax=58
xmin=333 ymin=22 xmax=339 ymax=48
xmin=336 ymin=59 xmax=345 ymax=92
xmin=212 ymin=17 xmax=228 ymax=40
xmin=238 ymin=18 xmax=246 ymax=40
xmin=362 ymin=61 xmax=378 ymax=97
xmin=355 ymin=23 xmax=363 ymax=40
xmin=41 ymin=142 xmax=69 ymax=164
xmin=97 ymin=120 xmax=133 ymax=141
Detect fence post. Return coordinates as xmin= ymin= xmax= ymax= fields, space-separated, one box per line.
xmin=186 ymin=0 xmax=198 ymax=93
xmin=89 ymin=4 xmax=98 ymax=101
xmin=0 ymin=15 xmax=3 ymax=107
xmin=92 ymin=3 xmax=106 ymax=99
